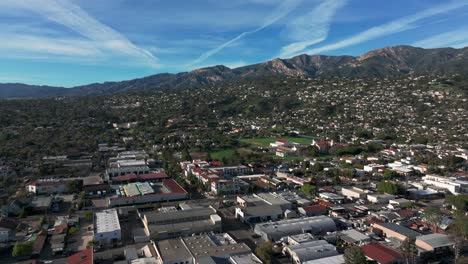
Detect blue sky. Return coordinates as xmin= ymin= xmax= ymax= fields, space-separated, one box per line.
xmin=1 ymin=0 xmax=468 ymax=87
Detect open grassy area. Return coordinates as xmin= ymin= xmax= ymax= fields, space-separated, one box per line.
xmin=240 ymin=137 xmax=312 ymax=147
xmin=209 ymin=149 xmax=236 ymax=160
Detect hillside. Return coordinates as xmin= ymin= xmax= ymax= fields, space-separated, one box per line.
xmin=1 ymin=45 xmax=468 ymax=98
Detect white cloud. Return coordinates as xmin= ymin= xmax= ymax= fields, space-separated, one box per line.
xmin=300 ymin=0 xmax=468 ymax=56
xmin=0 ymin=0 xmax=160 ymax=68
xmin=0 ymin=33 xmax=100 ymax=57
xmin=189 ymin=0 xmax=302 ymax=66
xmin=412 ymin=28 xmax=468 ymax=48
xmin=224 ymin=61 xmax=248 ymax=69
xmin=279 ymin=0 xmax=347 ymax=58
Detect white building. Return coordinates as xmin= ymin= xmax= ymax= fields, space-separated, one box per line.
xmin=341 ymin=187 xmax=368 ymax=200
xmin=94 ymin=209 xmax=121 ymax=245
xmin=26 ymin=180 xmax=69 ymax=194
xmin=422 ymin=175 xmax=468 ymax=195
xmin=367 ymin=193 xmax=395 ymax=204
xmin=211 ymin=178 xmax=249 ymax=195
xmin=363 ymin=164 xmax=385 ymax=173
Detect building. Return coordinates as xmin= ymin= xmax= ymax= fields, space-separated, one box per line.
xmin=254 ymin=216 xmax=337 ymax=241
xmin=154 ymin=233 xmax=256 ymax=264
xmin=302 ymin=255 xmax=344 ymax=264
xmin=94 ymin=209 xmax=121 ymax=245
xmin=26 ymin=180 xmax=70 ymax=194
xmin=30 ymin=196 xmax=53 ymax=212
xmin=235 ymin=193 xmax=293 ymax=223
xmin=108 ymin=179 xmax=188 ymax=207
xmin=422 ymin=175 xmax=468 ymax=195
xmin=367 ymin=193 xmax=395 ymax=204
xmin=284 ymin=240 xmax=339 ymax=264
xmin=211 ymin=178 xmax=249 ymax=195
xmin=235 ymin=205 xmax=283 ymax=223
xmin=67 ymin=248 xmax=93 ymax=264
xmin=407 ymin=189 xmax=440 ymax=200
xmin=339 ymin=229 xmax=370 ymax=245
xmin=141 ymin=205 xmax=221 ymax=240
xmin=298 ymin=205 xmax=328 ymax=217
xmin=318 ymin=192 xmax=344 ymax=204
xmin=106 ymin=151 xmax=151 ymax=178
xmin=372 ymin=222 xmax=420 ymax=241
xmin=363 ymin=164 xmax=385 ymax=173
xmin=341 ymin=187 xmax=368 ymax=200
xmin=388 ymin=198 xmax=413 ymax=209
xmin=361 ymin=243 xmax=402 ymax=264
xmin=416 ymin=234 xmax=454 ymax=253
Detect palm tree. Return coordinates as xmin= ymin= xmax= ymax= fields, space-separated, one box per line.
xmin=400 ymin=237 xmax=418 ymax=264
xmin=344 ymin=245 xmax=367 ymax=264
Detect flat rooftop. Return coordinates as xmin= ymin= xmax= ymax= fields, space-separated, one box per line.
xmin=95 ymin=209 xmax=121 ymax=234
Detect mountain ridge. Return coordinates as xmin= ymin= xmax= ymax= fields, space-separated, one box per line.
xmin=1 ymin=45 xmax=468 ymax=98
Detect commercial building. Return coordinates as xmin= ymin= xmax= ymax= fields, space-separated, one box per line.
xmin=141 ymin=205 xmax=221 ymax=240
xmin=416 ymin=234 xmax=454 ymax=253
xmin=298 ymin=205 xmax=328 ymax=217
xmin=235 ymin=193 xmax=293 ymax=223
xmin=154 ymin=233 xmax=257 ymax=264
xmin=94 ymin=209 xmax=121 ymax=245
xmin=339 ymin=229 xmax=370 ymax=245
xmin=106 ymin=151 xmax=152 ymax=178
xmin=361 ymin=243 xmax=402 ymax=264
xmin=108 ymin=179 xmax=187 ymax=207
xmin=341 ymin=187 xmax=368 ymax=200
xmin=254 ymin=216 xmax=337 ymax=241
xmin=372 ymin=222 xmax=419 ymax=241
xmin=367 ymin=193 xmax=395 ymax=204
xmin=422 ymin=175 xmax=468 ymax=195
xmin=211 ymin=178 xmax=249 ymax=195
xmin=302 ymin=255 xmax=344 ymax=264
xmin=407 ymin=189 xmax=440 ymax=200
xmin=284 ymin=240 xmax=339 ymax=264
xmin=318 ymin=192 xmax=344 ymax=204
xmin=26 ymin=180 xmax=71 ymax=194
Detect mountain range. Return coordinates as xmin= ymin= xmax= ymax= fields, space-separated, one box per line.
xmin=1 ymin=45 xmax=468 ymax=98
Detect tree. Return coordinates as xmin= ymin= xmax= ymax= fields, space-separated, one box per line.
xmin=377 ymin=181 xmax=405 ymax=195
xmin=87 ymin=239 xmax=99 ymax=248
xmin=255 ymin=241 xmax=273 ymax=264
xmin=68 ymin=226 xmax=80 ymax=236
xmin=383 ymin=169 xmax=400 ymax=179
xmin=12 ymin=241 xmax=33 ymax=257
xmin=445 ymin=194 xmax=468 ymax=212
xmin=85 ymin=211 xmax=93 ymax=222
xmin=399 ymin=238 xmax=418 ymax=264
xmin=301 ymin=184 xmax=316 ymax=197
xmin=310 ymin=162 xmax=324 ymax=173
xmin=344 ymin=245 xmax=366 ymax=264
xmin=448 ymin=214 xmax=468 ymax=261
xmin=423 ymin=207 xmax=442 ymax=232
xmin=67 ymin=180 xmax=83 ymax=193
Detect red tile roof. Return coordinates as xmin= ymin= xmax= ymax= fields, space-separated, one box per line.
xmin=54 ymin=223 xmax=68 ymax=234
xmin=67 ymin=248 xmax=93 ymax=264
xmin=163 ymin=179 xmax=187 ymax=194
xmin=113 ymin=173 xmax=138 ymax=182
xmin=138 ymin=172 xmax=169 ymax=180
xmin=210 ymin=161 xmax=222 ymax=166
xmin=361 ymin=243 xmax=402 ymax=264
xmin=301 ymin=204 xmax=327 ymax=214
xmin=29 ymin=181 xmax=66 ymax=187
xmin=83 ymin=183 xmax=110 ymax=192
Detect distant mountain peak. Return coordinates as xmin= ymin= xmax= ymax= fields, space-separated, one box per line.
xmin=1 ymin=45 xmax=468 ymax=98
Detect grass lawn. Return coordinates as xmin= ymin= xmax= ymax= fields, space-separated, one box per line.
xmin=240 ymin=137 xmax=312 ymax=147
xmin=209 ymin=149 xmax=236 ymax=160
